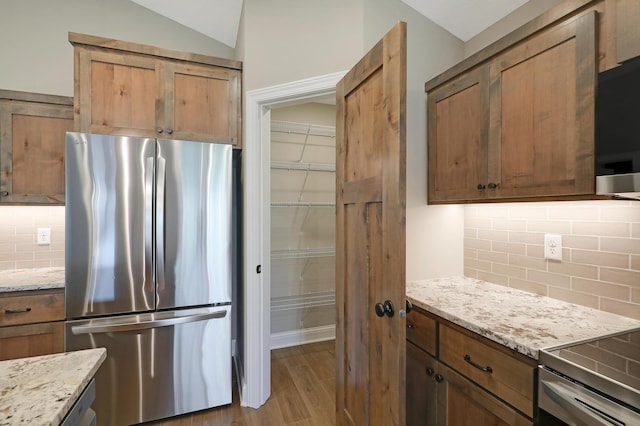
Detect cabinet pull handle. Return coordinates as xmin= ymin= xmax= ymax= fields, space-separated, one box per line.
xmin=426 ymin=367 xmax=434 ymax=376
xmin=435 ymin=374 xmax=444 ymax=383
xmin=0 ymin=190 xmax=8 ymax=197
xmin=156 ymin=127 xmax=164 ymax=134
xmin=5 ymin=308 xmax=32 ymax=314
xmin=464 ymin=354 xmax=493 ymax=373
xmin=488 ymin=182 xmax=498 ymax=189
xmin=166 ymin=128 xmax=174 ymax=135
xmin=476 ymin=183 xmax=486 ymax=191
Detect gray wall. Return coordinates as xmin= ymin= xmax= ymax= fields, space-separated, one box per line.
xmin=0 ymin=0 xmax=234 ymax=96
xmin=465 ymin=0 xmax=563 ymax=57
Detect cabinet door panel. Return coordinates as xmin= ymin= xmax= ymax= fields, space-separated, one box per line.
xmin=162 ymin=63 xmax=241 ymax=144
xmin=438 ymin=363 xmax=533 ymax=426
xmin=489 ymin=11 xmax=597 ymax=198
xmin=0 ymin=100 xmax=73 ymax=204
xmin=0 ymin=322 xmax=64 ymax=361
xmin=406 ymin=342 xmax=437 ymax=426
xmin=78 ymin=50 xmax=156 ymax=136
xmin=616 ymin=0 xmax=640 ymax=63
xmin=428 ymin=67 xmax=489 ymax=203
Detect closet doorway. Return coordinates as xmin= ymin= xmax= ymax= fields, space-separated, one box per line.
xmin=243 ymin=72 xmax=345 ymax=408
xmin=270 ymin=102 xmax=336 ymax=349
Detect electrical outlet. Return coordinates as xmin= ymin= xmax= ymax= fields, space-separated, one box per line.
xmin=544 ymin=233 xmax=562 ymax=261
xmin=37 ymin=227 xmax=51 ymax=245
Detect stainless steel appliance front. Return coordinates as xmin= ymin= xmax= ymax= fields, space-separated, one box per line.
xmin=66 ymin=306 xmax=232 ymax=426
xmin=538 ymin=328 xmax=640 ymax=426
xmin=65 ymin=133 xmax=233 ymax=425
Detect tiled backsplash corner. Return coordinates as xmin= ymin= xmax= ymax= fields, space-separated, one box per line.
xmin=0 ymin=206 xmax=65 ymax=270
xmin=464 ymin=200 xmax=640 ymax=320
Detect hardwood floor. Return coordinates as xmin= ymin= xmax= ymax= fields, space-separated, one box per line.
xmin=147 ymin=340 xmax=336 ymax=426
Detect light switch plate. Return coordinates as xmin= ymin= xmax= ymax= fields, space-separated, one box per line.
xmin=544 ymin=233 xmax=562 ymax=261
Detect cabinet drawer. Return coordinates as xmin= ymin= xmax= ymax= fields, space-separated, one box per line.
xmin=0 ymin=290 xmax=64 ymax=326
xmin=406 ymin=308 xmax=436 ymax=356
xmin=439 ymin=324 xmax=535 ymax=417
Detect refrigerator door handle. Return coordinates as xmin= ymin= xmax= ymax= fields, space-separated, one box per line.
xmin=156 ymin=154 xmax=166 ymax=294
xmin=70 ymin=310 xmax=227 ymax=335
xmin=144 ymin=156 xmax=154 ymax=294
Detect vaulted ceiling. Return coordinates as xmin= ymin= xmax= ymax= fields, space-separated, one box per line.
xmin=129 ymin=0 xmax=531 ymax=48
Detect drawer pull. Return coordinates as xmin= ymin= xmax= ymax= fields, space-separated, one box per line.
xmin=426 ymin=367 xmax=434 ymax=376
xmin=435 ymin=374 xmax=444 ymax=383
xmin=5 ymin=308 xmax=32 ymax=314
xmin=464 ymin=354 xmax=493 ymax=373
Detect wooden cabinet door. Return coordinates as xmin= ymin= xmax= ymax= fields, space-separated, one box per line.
xmin=75 ymin=49 xmax=157 ymax=137
xmin=488 ymin=11 xmax=597 ymax=199
xmin=0 ymin=322 xmax=64 ymax=361
xmin=336 ymin=22 xmax=406 ymax=426
xmin=616 ymin=0 xmax=640 ymax=63
xmin=427 ymin=66 xmax=490 ymax=203
xmin=406 ymin=342 xmax=437 ymax=426
xmin=437 ymin=363 xmax=533 ymax=426
xmin=0 ymin=93 xmax=73 ymax=204
xmin=161 ymin=62 xmax=241 ymax=144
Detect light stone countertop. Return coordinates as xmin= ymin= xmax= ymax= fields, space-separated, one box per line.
xmin=0 ymin=348 xmax=106 ymax=426
xmin=407 ymin=277 xmax=640 ymax=360
xmin=0 ymin=267 xmax=65 ymax=293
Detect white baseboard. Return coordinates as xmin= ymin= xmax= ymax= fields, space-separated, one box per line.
xmin=270 ymin=324 xmax=335 ymax=349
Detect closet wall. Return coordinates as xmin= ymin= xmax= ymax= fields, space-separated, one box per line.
xmin=270 ymin=102 xmax=336 ymax=347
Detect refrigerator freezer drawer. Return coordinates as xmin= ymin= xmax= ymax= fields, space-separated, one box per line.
xmin=65 ymin=306 xmax=232 ymax=426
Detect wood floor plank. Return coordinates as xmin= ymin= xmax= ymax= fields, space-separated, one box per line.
xmin=147 ymin=340 xmax=335 ymax=426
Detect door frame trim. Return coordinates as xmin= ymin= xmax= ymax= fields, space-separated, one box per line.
xmin=243 ymin=71 xmax=346 ymax=408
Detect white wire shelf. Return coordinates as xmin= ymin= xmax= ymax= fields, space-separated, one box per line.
xmin=271 ymin=247 xmax=335 ymax=260
xmin=271 ymin=290 xmax=336 ymax=312
xmin=271 ymin=161 xmax=335 ymax=172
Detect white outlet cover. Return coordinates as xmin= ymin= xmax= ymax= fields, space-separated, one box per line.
xmin=37 ymin=227 xmax=51 ymax=245
xmin=544 ymin=233 xmax=562 ymax=261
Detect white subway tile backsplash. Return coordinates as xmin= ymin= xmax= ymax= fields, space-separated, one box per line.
xmin=0 ymin=206 xmax=65 ymax=270
xmin=465 ymin=201 xmax=640 ymax=320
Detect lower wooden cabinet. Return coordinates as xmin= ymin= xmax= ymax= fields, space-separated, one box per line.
xmin=406 ymin=307 xmax=535 ymax=425
xmin=0 ymin=321 xmax=64 ymax=361
xmin=0 ymin=288 xmax=65 ymax=361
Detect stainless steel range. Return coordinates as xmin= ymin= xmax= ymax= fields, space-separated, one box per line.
xmin=538 ymin=328 xmax=640 ymax=425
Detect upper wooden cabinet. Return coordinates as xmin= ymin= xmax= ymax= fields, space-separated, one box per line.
xmin=616 ymin=0 xmax=640 ymax=63
xmin=427 ymin=9 xmax=598 ymax=203
xmin=70 ymin=32 xmax=242 ymax=146
xmin=0 ymin=90 xmax=73 ymax=204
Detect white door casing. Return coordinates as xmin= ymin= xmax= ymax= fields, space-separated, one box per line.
xmin=242 ymin=71 xmax=346 ymax=408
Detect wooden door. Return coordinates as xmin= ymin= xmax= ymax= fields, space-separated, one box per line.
xmin=616 ymin=0 xmax=640 ymax=64
xmin=488 ymin=11 xmax=597 ymax=199
xmin=335 ymin=22 xmax=406 ymax=426
xmin=161 ymin=62 xmax=241 ymax=145
xmin=75 ymin=49 xmax=157 ymax=137
xmin=0 ymin=322 xmax=64 ymax=361
xmin=406 ymin=342 xmax=437 ymax=425
xmin=427 ymin=66 xmax=490 ymax=203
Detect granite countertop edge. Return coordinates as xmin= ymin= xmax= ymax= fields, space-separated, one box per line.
xmin=0 ymin=348 xmax=106 ymax=426
xmin=0 ymin=267 xmax=65 ymax=293
xmin=407 ymin=277 xmax=640 ymax=360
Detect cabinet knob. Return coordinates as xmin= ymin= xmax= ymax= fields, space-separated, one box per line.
xmin=166 ymin=128 xmax=174 ymax=135
xmin=477 ymin=183 xmax=486 ymax=191
xmin=435 ymin=374 xmax=444 ymax=383
xmin=156 ymin=127 xmax=164 ymax=134
xmin=488 ymin=182 xmax=498 ymax=189
xmin=406 ymin=299 xmax=413 ymax=313
xmin=0 ymin=190 xmax=8 ymax=197
xmin=426 ymin=367 xmax=434 ymax=376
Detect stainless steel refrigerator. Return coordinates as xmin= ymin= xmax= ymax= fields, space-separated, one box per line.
xmin=64 ymin=132 xmax=233 ymax=426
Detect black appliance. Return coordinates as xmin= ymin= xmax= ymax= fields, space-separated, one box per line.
xmin=596 ymin=57 xmax=640 ymax=200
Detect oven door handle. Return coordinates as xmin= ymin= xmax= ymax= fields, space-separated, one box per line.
xmin=541 ymin=379 xmax=625 ymax=426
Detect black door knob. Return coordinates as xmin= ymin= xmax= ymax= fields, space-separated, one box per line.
xmin=435 ymin=374 xmax=444 ymax=383
xmin=374 ymin=300 xmax=395 ymax=318
xmin=477 ymin=183 xmax=486 ymax=191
